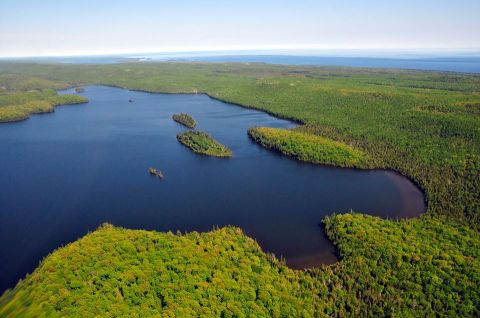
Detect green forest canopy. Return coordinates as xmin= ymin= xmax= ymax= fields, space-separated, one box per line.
xmin=177 ymin=130 xmax=233 ymax=158
xmin=0 ymin=62 xmax=479 ymax=316
xmin=0 ymin=216 xmax=478 ymax=317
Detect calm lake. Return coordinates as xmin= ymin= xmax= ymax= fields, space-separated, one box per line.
xmin=0 ymin=86 xmax=426 ymax=293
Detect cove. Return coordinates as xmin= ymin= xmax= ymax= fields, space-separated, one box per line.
xmin=0 ymin=85 xmax=426 ymax=293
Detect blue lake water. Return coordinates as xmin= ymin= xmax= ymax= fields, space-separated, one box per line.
xmin=0 ymin=86 xmax=425 ymax=293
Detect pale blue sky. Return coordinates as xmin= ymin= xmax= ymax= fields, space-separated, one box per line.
xmin=1 ymin=0 xmax=479 ymax=57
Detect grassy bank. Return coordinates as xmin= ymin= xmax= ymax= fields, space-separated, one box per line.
xmin=177 ymin=131 xmax=232 ymax=158
xmin=172 ymin=113 xmax=196 ymax=128
xmin=248 ymin=127 xmax=369 ymax=168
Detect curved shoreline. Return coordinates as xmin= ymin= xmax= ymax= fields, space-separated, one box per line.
xmin=50 ymin=84 xmax=428 ymax=219
xmin=69 ymin=83 xmax=429 ymax=213
xmin=0 ymin=64 xmax=476 ymax=316
xmin=0 ymin=99 xmax=89 ymax=124
xmin=3 ymin=84 xmax=427 ymax=274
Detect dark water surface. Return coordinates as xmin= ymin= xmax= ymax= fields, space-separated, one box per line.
xmin=0 ymin=86 xmax=425 ymax=293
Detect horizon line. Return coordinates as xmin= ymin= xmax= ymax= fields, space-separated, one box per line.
xmin=2 ymin=47 xmax=480 ymax=59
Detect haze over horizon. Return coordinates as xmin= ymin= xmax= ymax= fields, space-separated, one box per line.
xmin=1 ymin=0 xmax=480 ymax=58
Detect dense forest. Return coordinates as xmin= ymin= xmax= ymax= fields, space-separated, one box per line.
xmin=0 ymin=62 xmax=478 ymax=316
xmin=0 ymin=216 xmax=477 ymax=317
xmin=172 ymin=113 xmax=197 ymax=129
xmin=177 ymin=130 xmax=232 ymax=158
xmin=0 ymin=73 xmax=87 ymax=122
xmin=248 ymin=127 xmax=368 ymax=168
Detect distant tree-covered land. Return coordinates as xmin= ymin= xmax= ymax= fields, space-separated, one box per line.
xmin=0 ymin=62 xmax=478 ymax=316
xmin=0 ymin=74 xmax=87 ymax=122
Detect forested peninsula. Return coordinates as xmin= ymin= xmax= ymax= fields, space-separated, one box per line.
xmin=0 ymin=62 xmax=478 ymax=317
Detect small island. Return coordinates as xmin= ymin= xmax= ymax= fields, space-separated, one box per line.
xmin=177 ymin=131 xmax=232 ymax=158
xmin=74 ymin=87 xmax=85 ymax=93
xmin=172 ymin=113 xmax=196 ymax=129
xmin=148 ymin=167 xmax=164 ymax=179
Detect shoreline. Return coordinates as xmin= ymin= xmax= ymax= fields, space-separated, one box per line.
xmin=62 ymin=84 xmax=429 ymax=213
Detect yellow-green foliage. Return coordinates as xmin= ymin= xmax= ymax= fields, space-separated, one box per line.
xmin=0 ymin=225 xmax=315 ymax=318
xmin=172 ymin=113 xmax=196 ymax=128
xmin=248 ymin=127 xmax=368 ymax=168
xmin=177 ymin=131 xmax=232 ymax=158
xmin=0 ymin=89 xmax=87 ymax=122
xmin=1 ymin=216 xmax=478 ymax=317
xmin=0 ymin=62 xmax=479 ymax=317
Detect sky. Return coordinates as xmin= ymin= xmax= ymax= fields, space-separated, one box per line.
xmin=1 ymin=0 xmax=479 ymax=57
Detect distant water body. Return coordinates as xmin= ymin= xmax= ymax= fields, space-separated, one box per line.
xmin=153 ymin=55 xmax=480 ymax=73
xmin=4 ymin=54 xmax=480 ymax=73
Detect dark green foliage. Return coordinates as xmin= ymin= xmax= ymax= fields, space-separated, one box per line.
xmin=0 ymin=62 xmax=479 ymax=317
xmin=177 ymin=130 xmax=232 ymax=157
xmin=319 ymin=214 xmax=480 ymax=317
xmin=172 ymin=113 xmax=196 ymax=128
